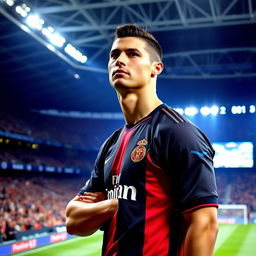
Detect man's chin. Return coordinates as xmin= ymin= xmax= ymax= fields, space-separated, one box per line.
xmin=112 ymin=80 xmax=129 ymax=89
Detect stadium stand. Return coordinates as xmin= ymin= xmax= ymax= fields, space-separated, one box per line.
xmin=1 ymin=170 xmax=256 ymax=242
xmin=0 ymin=172 xmax=85 ymax=242
xmin=0 ymin=108 xmax=255 ymax=242
xmin=0 ymin=109 xmax=123 ymax=148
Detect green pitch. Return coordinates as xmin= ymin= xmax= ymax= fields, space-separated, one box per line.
xmin=14 ymin=224 xmax=256 ymax=256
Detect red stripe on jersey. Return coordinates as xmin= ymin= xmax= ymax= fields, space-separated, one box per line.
xmin=111 ymin=129 xmax=134 ymax=175
xmin=104 ymin=212 xmax=118 ymax=256
xmin=104 ymin=129 xmax=134 ymax=255
xmin=143 ymin=153 xmax=171 ymax=255
xmin=182 ymin=203 xmax=219 ymax=214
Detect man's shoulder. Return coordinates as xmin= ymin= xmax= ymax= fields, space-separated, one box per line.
xmin=153 ymin=104 xmax=207 ymax=142
xmin=158 ymin=105 xmax=188 ymax=125
xmin=153 ymin=104 xmax=194 ymax=131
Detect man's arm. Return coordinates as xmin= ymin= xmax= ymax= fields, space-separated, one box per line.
xmin=183 ymin=207 xmax=218 ymax=256
xmin=65 ymin=193 xmax=118 ymax=237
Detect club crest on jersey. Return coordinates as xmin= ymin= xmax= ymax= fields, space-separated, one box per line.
xmin=131 ymin=139 xmax=147 ymax=162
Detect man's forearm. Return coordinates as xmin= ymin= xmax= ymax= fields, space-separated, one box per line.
xmin=183 ymin=207 xmax=218 ymax=256
xmin=184 ymin=220 xmax=218 ymax=255
xmin=65 ymin=197 xmax=118 ymax=236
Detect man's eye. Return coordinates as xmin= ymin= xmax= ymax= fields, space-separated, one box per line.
xmin=129 ymin=52 xmax=139 ymax=57
xmin=111 ymin=53 xmax=119 ymax=58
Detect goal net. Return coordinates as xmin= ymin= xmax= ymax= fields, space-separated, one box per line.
xmin=218 ymin=204 xmax=248 ymax=224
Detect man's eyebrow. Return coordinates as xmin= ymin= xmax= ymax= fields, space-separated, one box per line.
xmin=110 ymin=48 xmax=142 ymax=54
xmin=110 ymin=49 xmax=119 ymax=53
xmin=126 ymin=48 xmax=140 ymax=51
xmin=126 ymin=48 xmax=142 ymax=54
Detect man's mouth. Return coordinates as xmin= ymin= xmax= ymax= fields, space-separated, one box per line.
xmin=112 ymin=69 xmax=129 ymax=77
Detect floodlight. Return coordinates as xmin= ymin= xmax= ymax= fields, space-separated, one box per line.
xmin=41 ymin=27 xmax=65 ymax=47
xmin=21 ymin=3 xmax=30 ymax=13
xmin=46 ymin=43 xmax=55 ymax=52
xmin=49 ymin=33 xmax=66 ymax=48
xmin=20 ymin=24 xmax=29 ymax=32
xmin=42 ymin=26 xmax=54 ymax=38
xmin=5 ymin=0 xmax=14 ymax=6
xmin=15 ymin=5 xmax=27 ymax=17
xmin=74 ymin=74 xmax=80 ymax=79
xmin=26 ymin=14 xmax=44 ymax=30
xmin=64 ymin=44 xmax=87 ymax=63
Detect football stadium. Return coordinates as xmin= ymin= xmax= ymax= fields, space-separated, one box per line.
xmin=0 ymin=1 xmax=256 ymax=256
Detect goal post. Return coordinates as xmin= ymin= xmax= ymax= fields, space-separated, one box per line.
xmin=218 ymin=204 xmax=248 ymax=224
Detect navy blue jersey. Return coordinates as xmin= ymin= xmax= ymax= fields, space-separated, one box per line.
xmin=79 ymin=104 xmax=218 ymax=256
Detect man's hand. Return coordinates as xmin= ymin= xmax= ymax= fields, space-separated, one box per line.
xmin=66 ymin=192 xmax=117 ymax=237
xmin=77 ymin=192 xmax=107 ymax=203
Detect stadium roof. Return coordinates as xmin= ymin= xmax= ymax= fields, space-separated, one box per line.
xmin=0 ymin=0 xmax=256 ymax=112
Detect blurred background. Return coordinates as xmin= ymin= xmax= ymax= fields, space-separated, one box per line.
xmin=0 ymin=0 xmax=255 ymax=255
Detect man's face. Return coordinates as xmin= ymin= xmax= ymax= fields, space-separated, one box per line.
xmin=108 ymin=37 xmax=156 ymax=90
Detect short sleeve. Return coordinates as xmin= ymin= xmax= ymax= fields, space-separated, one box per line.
xmin=156 ymin=122 xmax=218 ymax=213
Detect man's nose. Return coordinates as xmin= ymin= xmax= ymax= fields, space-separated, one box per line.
xmin=115 ymin=53 xmax=127 ymax=66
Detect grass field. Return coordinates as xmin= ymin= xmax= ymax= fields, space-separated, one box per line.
xmin=14 ymin=224 xmax=256 ymax=256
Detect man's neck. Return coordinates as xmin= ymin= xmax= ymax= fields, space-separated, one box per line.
xmin=117 ymin=86 xmax=163 ymax=125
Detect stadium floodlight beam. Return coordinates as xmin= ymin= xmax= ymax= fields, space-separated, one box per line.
xmin=5 ymin=0 xmax=14 ymax=6
xmin=42 ymin=26 xmax=54 ymax=37
xmin=46 ymin=43 xmax=55 ymax=52
xmin=41 ymin=26 xmax=65 ymax=48
xmin=15 ymin=5 xmax=27 ymax=17
xmin=185 ymin=107 xmax=198 ymax=116
xmin=0 ymin=3 xmax=107 ymax=73
xmin=22 ymin=3 xmax=30 ymax=13
xmin=49 ymin=33 xmax=65 ymax=47
xmin=15 ymin=3 xmax=30 ymax=17
xmin=20 ymin=23 xmax=29 ymax=32
xmin=26 ymin=14 xmax=44 ymax=30
xmin=64 ymin=43 xmax=87 ymax=63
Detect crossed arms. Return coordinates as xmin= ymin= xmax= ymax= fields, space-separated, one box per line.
xmin=65 ymin=192 xmax=218 ymax=255
xmin=65 ymin=192 xmax=118 ymax=236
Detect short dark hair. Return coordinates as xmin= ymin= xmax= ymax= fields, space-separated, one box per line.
xmin=114 ymin=24 xmax=163 ymax=61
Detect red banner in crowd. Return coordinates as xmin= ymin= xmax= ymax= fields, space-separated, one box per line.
xmin=12 ymin=239 xmax=37 ymax=253
xmin=50 ymin=232 xmax=67 ymax=243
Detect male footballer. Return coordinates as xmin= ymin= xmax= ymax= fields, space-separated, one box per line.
xmin=65 ymin=24 xmax=218 ymax=256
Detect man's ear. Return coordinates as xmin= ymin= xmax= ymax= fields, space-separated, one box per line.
xmin=151 ymin=61 xmax=164 ymax=77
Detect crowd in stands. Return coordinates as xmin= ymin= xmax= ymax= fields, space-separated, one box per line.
xmin=216 ymin=171 xmax=256 ymax=212
xmin=0 ymin=173 xmax=85 ymax=242
xmin=1 ymin=109 xmax=254 ymax=149
xmin=0 ymin=110 xmax=123 ymax=148
xmin=0 ymin=147 xmax=95 ymax=171
xmin=0 ymin=170 xmax=256 ymax=241
xmin=215 ymin=172 xmax=228 ymax=204
xmin=228 ymin=172 xmax=256 ymax=212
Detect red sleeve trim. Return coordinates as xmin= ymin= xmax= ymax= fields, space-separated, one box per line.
xmin=182 ymin=203 xmax=218 ymax=214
